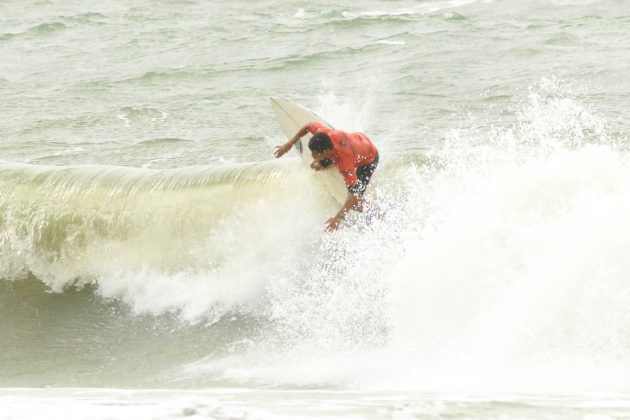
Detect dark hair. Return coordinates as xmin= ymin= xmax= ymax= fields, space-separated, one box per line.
xmin=308 ymin=133 xmax=333 ymax=153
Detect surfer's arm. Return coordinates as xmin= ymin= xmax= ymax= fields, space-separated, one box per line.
xmin=274 ymin=124 xmax=311 ymax=158
xmin=326 ymin=194 xmax=359 ymax=232
xmin=326 ymin=167 xmax=365 ymax=231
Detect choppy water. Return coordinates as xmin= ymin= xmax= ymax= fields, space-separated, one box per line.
xmin=2 ymin=0 xmax=630 ymax=418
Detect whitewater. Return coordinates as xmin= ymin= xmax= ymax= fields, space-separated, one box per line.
xmin=2 ymin=0 xmax=630 ymax=418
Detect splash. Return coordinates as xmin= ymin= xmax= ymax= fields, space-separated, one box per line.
xmin=385 ymin=80 xmax=630 ymax=392
xmin=186 ymin=82 xmax=630 ymax=392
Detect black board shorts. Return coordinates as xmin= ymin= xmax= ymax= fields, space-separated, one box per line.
xmin=348 ymin=154 xmax=379 ymax=197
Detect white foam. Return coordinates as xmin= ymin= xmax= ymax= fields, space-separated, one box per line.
xmin=178 ymin=83 xmax=630 ymax=393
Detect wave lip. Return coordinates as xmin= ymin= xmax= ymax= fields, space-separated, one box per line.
xmin=0 ymin=159 xmax=323 ymax=319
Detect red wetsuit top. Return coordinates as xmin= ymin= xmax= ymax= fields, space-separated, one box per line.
xmin=308 ymin=122 xmax=378 ymax=188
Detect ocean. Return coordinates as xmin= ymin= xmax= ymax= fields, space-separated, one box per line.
xmin=2 ymin=0 xmax=630 ymax=418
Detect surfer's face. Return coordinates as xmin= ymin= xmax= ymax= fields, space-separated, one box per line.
xmin=311 ymin=150 xmax=332 ymax=161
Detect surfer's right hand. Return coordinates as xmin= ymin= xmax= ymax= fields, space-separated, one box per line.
xmin=310 ymin=161 xmax=323 ymax=171
xmin=274 ymin=143 xmax=291 ymax=158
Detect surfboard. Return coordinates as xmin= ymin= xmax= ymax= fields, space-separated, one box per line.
xmin=270 ymin=97 xmax=347 ymax=204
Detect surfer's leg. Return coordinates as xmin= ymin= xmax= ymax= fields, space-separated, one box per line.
xmin=356 ymin=155 xmax=379 ymax=190
xmin=353 ymin=155 xmax=379 ymax=214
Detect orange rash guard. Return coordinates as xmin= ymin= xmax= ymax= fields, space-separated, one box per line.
xmin=308 ymin=122 xmax=378 ymax=188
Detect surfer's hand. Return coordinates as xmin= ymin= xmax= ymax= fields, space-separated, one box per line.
xmin=274 ymin=143 xmax=291 ymax=158
xmin=325 ymin=215 xmax=343 ymax=232
xmin=310 ymin=161 xmax=323 ymax=171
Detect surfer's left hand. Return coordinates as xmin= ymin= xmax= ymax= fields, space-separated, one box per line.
xmin=325 ymin=215 xmax=342 ymax=232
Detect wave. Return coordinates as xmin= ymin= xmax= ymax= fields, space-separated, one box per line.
xmin=30 ymin=21 xmax=67 ymax=34
xmin=0 ymin=160 xmax=324 ymax=312
xmin=0 ymin=275 xmax=262 ymax=387
xmin=0 ymin=11 xmax=111 ymax=43
xmin=0 ymin=156 xmax=402 ymax=386
xmin=309 ymin=1 xmax=477 ymax=25
xmin=5 ymin=83 xmax=630 ymax=392
xmin=120 ymin=68 xmax=216 ymax=84
xmin=168 ymin=81 xmax=630 ymax=392
xmin=0 ymin=33 xmax=16 ymax=41
xmin=256 ymin=46 xmax=383 ymax=72
xmin=63 ymin=12 xmax=109 ymax=25
xmin=0 ymin=21 xmax=66 ymax=42
xmin=115 ymin=45 xmax=381 ymax=79
xmin=440 ymin=11 xmax=468 ymax=21
xmin=134 ymin=137 xmax=194 ymax=146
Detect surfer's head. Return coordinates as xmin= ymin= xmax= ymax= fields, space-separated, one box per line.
xmin=308 ymin=133 xmax=333 ymax=153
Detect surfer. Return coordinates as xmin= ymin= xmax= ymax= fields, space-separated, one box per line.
xmin=275 ymin=122 xmax=379 ymax=232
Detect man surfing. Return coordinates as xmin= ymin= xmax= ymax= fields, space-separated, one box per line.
xmin=274 ymin=122 xmax=379 ymax=232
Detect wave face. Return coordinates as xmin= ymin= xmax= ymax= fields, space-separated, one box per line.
xmin=3 ymin=82 xmax=630 ymax=392
xmin=0 ymin=159 xmax=333 ymax=386
xmin=0 ymin=161 xmax=328 ymax=317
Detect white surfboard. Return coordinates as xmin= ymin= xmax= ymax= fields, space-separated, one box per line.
xmin=270 ymin=97 xmax=347 ymax=204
